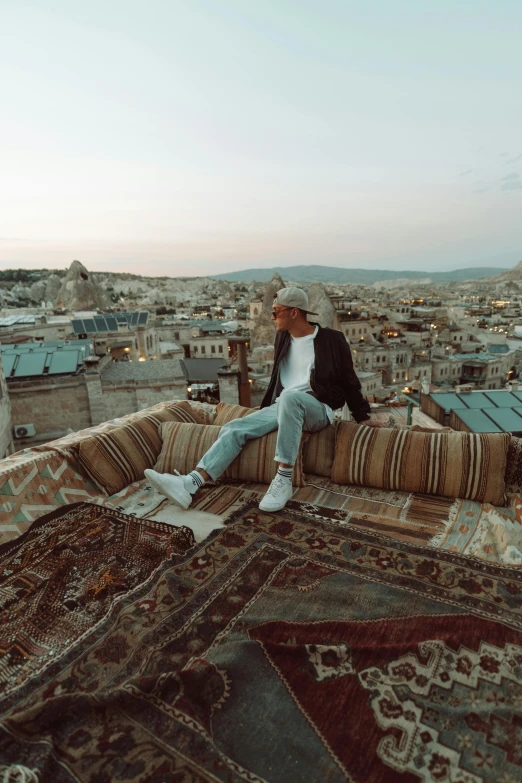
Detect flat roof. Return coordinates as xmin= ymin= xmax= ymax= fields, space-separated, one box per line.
xmin=428 ymin=389 xmax=522 ymax=433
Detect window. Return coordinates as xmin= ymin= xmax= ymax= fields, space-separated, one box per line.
xmin=174 ymin=332 xmax=180 ymax=341
xmin=201 ymin=346 xmax=206 ymax=354
xmin=211 ymin=345 xmax=216 ymax=354
xmin=218 ymin=345 xmax=223 ymax=353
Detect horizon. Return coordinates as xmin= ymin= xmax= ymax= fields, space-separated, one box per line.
xmin=0 ymin=259 xmax=516 ymax=279
xmin=2 ymin=1 xmax=521 ymax=276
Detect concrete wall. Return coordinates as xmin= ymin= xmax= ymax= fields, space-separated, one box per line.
xmin=9 ymin=377 xmax=92 ymax=446
xmin=7 ymin=370 xmax=187 ymax=450
xmin=101 ymin=380 xmax=187 ymax=417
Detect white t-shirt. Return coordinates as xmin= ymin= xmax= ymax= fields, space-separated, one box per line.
xmin=278 ymin=326 xmax=334 ymax=423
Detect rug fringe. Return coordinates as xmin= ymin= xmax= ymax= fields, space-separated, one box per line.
xmin=430 ymin=498 xmax=460 ymax=547
xmin=2 ymin=766 xmax=39 ymax=783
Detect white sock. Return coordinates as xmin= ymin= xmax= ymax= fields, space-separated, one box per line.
xmin=277 ymin=467 xmax=293 ymax=483
xmin=183 ymin=470 xmax=206 ymax=495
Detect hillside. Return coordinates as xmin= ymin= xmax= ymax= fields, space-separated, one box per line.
xmin=212 ymin=265 xmax=508 ymax=285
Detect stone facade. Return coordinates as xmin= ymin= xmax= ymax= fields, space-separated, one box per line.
xmin=9 ymin=377 xmax=92 ymax=446
xmin=218 ymin=369 xmax=240 ymax=404
xmin=190 ymin=335 xmax=228 ymax=359
xmin=6 ymin=357 xmax=187 ymax=450
xmin=339 ymin=319 xmax=373 ymax=343
xmin=101 ymin=381 xmax=187 ymax=418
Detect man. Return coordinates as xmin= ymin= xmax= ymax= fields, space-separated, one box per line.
xmin=146 ymin=287 xmax=382 ymax=512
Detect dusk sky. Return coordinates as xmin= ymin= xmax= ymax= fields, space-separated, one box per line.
xmin=1 ymin=1 xmax=521 ymax=276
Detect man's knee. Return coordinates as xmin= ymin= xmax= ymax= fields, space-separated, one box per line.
xmin=277 ymin=390 xmax=307 ymax=418
xmin=221 ymin=419 xmax=259 ymax=444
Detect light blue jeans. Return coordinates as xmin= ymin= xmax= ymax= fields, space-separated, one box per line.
xmin=198 ymin=389 xmax=330 ymax=481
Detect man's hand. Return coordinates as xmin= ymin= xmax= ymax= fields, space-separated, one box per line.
xmin=360 ymin=419 xmax=385 ymax=428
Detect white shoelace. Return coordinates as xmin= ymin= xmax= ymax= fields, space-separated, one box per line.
xmin=268 ymin=474 xmax=291 ymax=496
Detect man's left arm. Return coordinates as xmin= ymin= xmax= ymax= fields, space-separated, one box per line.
xmin=337 ymin=335 xmax=384 ymax=428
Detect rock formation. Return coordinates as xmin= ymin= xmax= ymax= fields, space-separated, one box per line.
xmin=307 ymin=283 xmax=340 ymax=329
xmin=251 ymin=273 xmax=286 ymax=347
xmin=55 ymin=260 xmax=110 ymax=310
xmin=45 ymin=274 xmax=62 ymax=303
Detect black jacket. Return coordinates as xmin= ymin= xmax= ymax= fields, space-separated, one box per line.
xmin=260 ymin=324 xmax=371 ymax=422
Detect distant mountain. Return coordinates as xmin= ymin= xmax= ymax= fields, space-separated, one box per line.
xmin=211 ymin=265 xmax=508 ymax=285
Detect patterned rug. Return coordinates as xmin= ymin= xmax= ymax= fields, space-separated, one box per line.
xmin=103 ymin=475 xmax=452 ymax=548
xmin=1 ymin=500 xmax=522 ymax=783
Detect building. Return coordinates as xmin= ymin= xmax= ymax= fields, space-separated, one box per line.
xmin=71 ymin=311 xmax=158 ymax=362
xmin=0 ymin=340 xmax=187 ymax=449
xmin=419 ymin=388 xmax=522 ymax=434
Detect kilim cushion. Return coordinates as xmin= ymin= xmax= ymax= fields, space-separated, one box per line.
xmin=302 ymin=424 xmax=336 ymax=477
xmin=155 ymin=422 xmax=308 ymax=487
xmin=213 ymin=402 xmax=256 ymax=426
xmin=77 ymin=402 xmax=204 ymax=495
xmin=331 ymin=421 xmax=510 ymax=505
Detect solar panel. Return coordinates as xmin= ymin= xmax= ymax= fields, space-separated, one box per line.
xmin=430 ymin=393 xmax=469 ymax=412
xmin=130 ymin=312 xmax=139 ymax=326
xmin=116 ymin=314 xmax=127 ymax=324
xmin=511 ymin=392 xmax=522 ymax=405
xmin=456 ymin=392 xmax=496 ymax=409
xmin=62 ymin=342 xmax=83 ymax=352
xmin=13 ymin=352 xmax=47 ymax=377
xmin=138 ymin=312 xmax=148 ymax=325
xmin=48 ymin=351 xmax=80 ymax=375
xmin=6 ymin=344 xmax=33 ymax=353
xmin=105 ymin=316 xmax=118 ymax=331
xmin=0 ymin=353 xmax=17 ymax=377
xmin=483 ymin=407 xmax=522 ymax=432
xmin=82 ymin=319 xmax=97 ymax=334
xmin=453 ymin=409 xmax=503 ymax=433
xmin=72 ymin=319 xmax=85 ymax=335
xmin=483 ymin=391 xmax=521 ymax=408
xmin=94 ymin=316 xmax=108 ymax=332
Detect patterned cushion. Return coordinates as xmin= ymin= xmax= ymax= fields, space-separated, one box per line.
xmin=331 ymin=422 xmax=510 ymax=505
xmin=77 ymin=402 xmax=204 ymax=495
xmin=0 ymin=452 xmax=104 ymax=545
xmin=187 ymin=401 xmax=216 ymax=425
xmin=303 ymin=425 xmax=336 ymax=477
xmin=213 ymin=402 xmax=256 ymax=426
xmin=155 ymin=422 xmax=308 ymax=487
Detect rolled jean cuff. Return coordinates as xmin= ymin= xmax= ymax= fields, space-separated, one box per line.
xmin=274 ymin=454 xmax=295 ymax=466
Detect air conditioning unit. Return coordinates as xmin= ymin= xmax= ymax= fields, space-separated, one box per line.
xmin=13 ymin=423 xmax=36 ymax=439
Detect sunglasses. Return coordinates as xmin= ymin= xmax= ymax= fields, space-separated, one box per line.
xmin=271 ymin=306 xmax=292 ymax=319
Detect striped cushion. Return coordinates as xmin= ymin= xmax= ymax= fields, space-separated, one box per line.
xmin=77 ymin=402 xmax=204 ymax=495
xmin=331 ymin=422 xmax=510 ymax=505
xmin=303 ymin=425 xmax=336 ymax=477
xmin=213 ymin=402 xmax=256 ymax=426
xmin=155 ymin=422 xmax=308 ymax=487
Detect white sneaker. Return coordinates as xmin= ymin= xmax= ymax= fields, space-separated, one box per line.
xmin=144 ymin=469 xmax=192 ymax=510
xmin=259 ymin=475 xmax=294 ymax=512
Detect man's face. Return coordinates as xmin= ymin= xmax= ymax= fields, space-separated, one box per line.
xmin=271 ymin=305 xmax=294 ymax=331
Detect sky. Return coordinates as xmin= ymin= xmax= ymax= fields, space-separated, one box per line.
xmin=1 ymin=0 xmax=521 ymax=276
